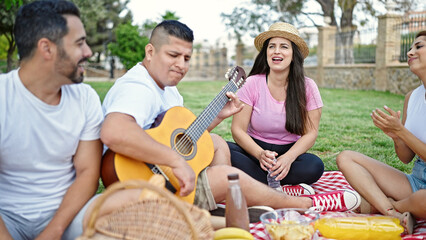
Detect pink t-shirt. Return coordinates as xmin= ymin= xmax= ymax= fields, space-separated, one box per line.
xmin=237 ymin=74 xmax=323 ymax=145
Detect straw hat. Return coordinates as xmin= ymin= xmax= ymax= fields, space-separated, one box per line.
xmin=416 ymin=30 xmax=426 ymax=37
xmin=254 ymin=22 xmax=309 ymax=59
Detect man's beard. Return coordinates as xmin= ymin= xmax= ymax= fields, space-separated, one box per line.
xmin=68 ymin=64 xmax=84 ymax=84
xmin=56 ymin=46 xmax=86 ymax=84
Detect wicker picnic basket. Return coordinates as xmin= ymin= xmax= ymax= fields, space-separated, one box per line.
xmin=77 ymin=177 xmax=214 ymax=240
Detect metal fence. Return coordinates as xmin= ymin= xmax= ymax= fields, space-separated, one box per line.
xmin=312 ymin=12 xmax=425 ymax=65
xmin=353 ymin=26 xmax=377 ymax=63
xmin=395 ymin=12 xmax=426 ymax=62
xmin=333 ymin=24 xmax=377 ymax=64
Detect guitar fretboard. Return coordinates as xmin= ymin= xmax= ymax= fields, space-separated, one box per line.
xmin=186 ymin=81 xmax=239 ymax=142
xmin=172 ymin=66 xmax=246 ymax=153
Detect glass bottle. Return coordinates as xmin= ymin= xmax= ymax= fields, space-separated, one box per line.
xmin=225 ymin=173 xmax=250 ymax=231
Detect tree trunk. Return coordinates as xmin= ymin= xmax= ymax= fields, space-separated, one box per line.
xmin=316 ymin=0 xmax=338 ymax=26
xmin=316 ymin=0 xmax=340 ymax=64
xmin=338 ymin=0 xmax=357 ymax=64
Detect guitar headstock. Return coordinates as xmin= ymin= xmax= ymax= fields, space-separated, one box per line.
xmin=225 ymin=66 xmax=246 ymax=89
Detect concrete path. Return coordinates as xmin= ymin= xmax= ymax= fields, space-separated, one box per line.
xmin=85 ymin=77 xmax=116 ymax=82
xmin=84 ymin=76 xmax=208 ymax=82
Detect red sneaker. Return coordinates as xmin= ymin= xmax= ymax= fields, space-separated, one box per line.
xmin=306 ymin=189 xmax=361 ymax=212
xmin=281 ymin=183 xmax=315 ymax=196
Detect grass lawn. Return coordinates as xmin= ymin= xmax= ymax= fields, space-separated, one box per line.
xmin=87 ymin=80 xmax=413 ymax=174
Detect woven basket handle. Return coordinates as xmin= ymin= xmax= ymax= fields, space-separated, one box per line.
xmin=82 ymin=179 xmax=199 ymax=240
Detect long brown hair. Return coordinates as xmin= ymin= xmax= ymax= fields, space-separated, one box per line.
xmin=249 ymin=38 xmax=308 ymax=135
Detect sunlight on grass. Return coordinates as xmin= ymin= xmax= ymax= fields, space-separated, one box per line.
xmin=86 ymin=81 xmax=114 ymax=102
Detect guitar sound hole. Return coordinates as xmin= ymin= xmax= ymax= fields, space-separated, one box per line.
xmin=175 ymin=133 xmax=194 ymax=156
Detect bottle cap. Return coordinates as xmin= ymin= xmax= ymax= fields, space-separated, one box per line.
xmin=227 ymin=173 xmax=239 ymax=180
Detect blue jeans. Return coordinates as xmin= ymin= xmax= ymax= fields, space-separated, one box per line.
xmin=406 ymin=157 xmax=426 ymax=192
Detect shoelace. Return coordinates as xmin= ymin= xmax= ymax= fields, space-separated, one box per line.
xmin=282 ymin=186 xmax=303 ymax=196
xmin=310 ymin=192 xmax=344 ymax=212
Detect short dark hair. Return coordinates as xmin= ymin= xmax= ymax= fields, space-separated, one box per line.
xmin=150 ymin=20 xmax=194 ymax=47
xmin=14 ymin=0 xmax=80 ymax=60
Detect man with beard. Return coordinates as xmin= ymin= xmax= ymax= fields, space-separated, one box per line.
xmin=0 ymin=1 xmax=103 ymax=239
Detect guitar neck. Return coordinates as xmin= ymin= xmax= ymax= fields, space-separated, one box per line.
xmin=186 ymin=80 xmax=239 ymax=142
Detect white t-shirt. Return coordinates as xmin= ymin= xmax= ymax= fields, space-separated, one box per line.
xmin=102 ymin=63 xmax=183 ymax=129
xmin=0 ymin=69 xmax=103 ymax=220
xmin=405 ymin=85 xmax=426 ymax=161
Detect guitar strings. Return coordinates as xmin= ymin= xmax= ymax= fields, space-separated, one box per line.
xmin=188 ymin=81 xmax=235 ymax=137
xmin=175 ymin=68 xmax=242 ymax=153
xmin=174 ymin=83 xmax=233 ymax=154
xmin=188 ymin=72 xmax=239 ymax=137
xmin=174 ymin=70 xmax=241 ymax=155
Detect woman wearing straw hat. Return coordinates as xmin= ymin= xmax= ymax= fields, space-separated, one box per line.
xmin=227 ymin=22 xmax=324 ymax=196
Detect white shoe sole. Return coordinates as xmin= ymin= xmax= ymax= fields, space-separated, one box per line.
xmin=299 ymin=183 xmax=315 ymax=195
xmin=343 ymin=189 xmax=361 ymax=211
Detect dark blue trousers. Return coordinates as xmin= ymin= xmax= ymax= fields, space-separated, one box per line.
xmin=227 ymin=138 xmax=324 ymax=185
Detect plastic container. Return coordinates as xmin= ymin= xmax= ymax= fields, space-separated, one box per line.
xmin=260 ymin=208 xmax=319 ymax=240
xmin=267 ymin=158 xmax=281 ymax=190
xmin=315 ymin=216 xmax=404 ymax=240
xmin=225 ymin=173 xmax=250 ymax=231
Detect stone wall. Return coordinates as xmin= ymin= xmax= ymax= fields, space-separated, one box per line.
xmin=305 ymin=64 xmax=420 ymax=95
xmin=306 ymin=65 xmax=375 ymax=90
xmin=387 ymin=64 xmax=422 ymax=94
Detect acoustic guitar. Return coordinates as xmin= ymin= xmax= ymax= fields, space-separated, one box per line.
xmin=101 ymin=66 xmax=247 ymax=203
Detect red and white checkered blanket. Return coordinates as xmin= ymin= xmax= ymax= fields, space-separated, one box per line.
xmin=249 ymin=171 xmax=426 ymax=240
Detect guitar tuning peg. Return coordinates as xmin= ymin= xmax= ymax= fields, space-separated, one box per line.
xmin=225 ymin=67 xmax=233 ymax=79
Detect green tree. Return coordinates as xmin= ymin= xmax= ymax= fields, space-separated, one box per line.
xmin=0 ymin=35 xmax=15 ymax=72
xmin=0 ymin=35 xmax=8 ymax=59
xmin=0 ymin=0 xmax=132 ymax=73
xmin=2 ymin=0 xmax=22 ymax=10
xmin=72 ymin=0 xmax=132 ymax=63
xmin=108 ymin=10 xmax=180 ymax=70
xmin=0 ymin=0 xmax=31 ymax=71
xmin=108 ymin=23 xmax=148 ymax=70
xmin=141 ymin=10 xmax=180 ymax=37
